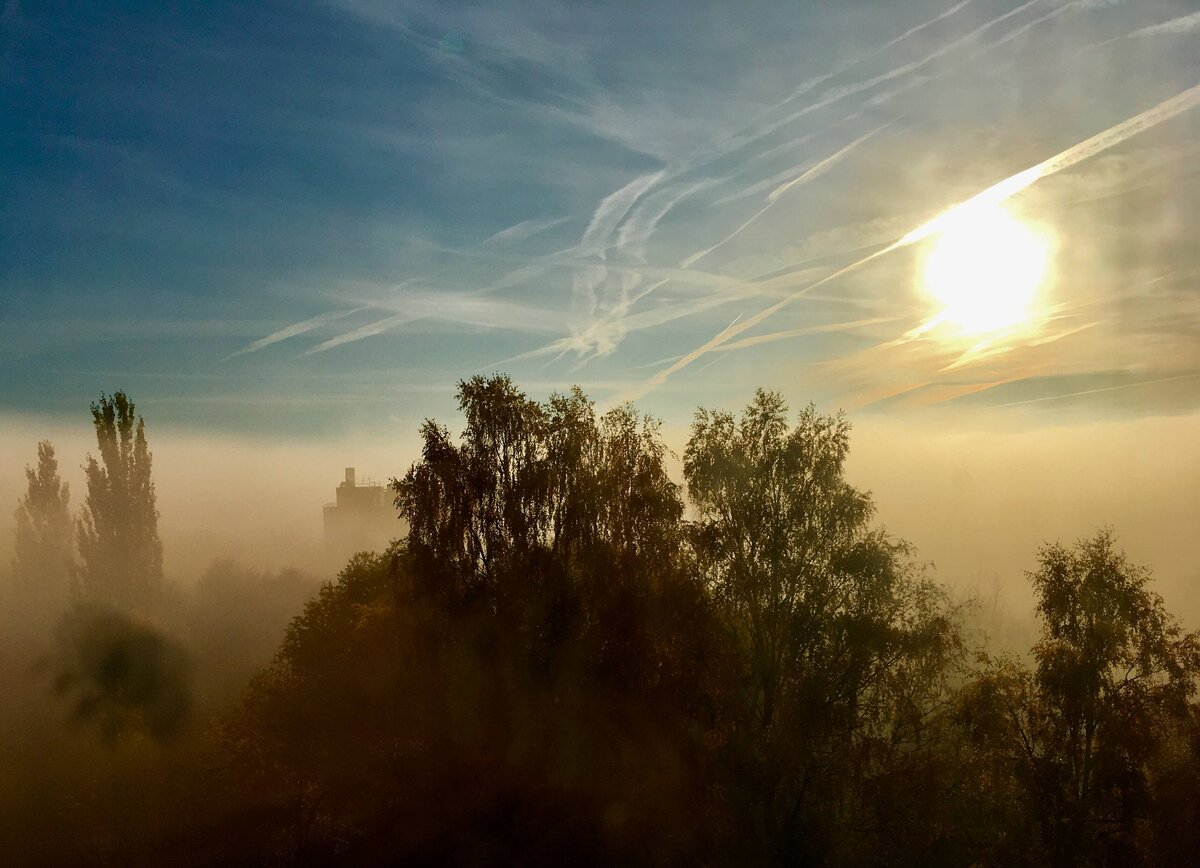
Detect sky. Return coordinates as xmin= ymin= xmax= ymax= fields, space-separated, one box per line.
xmin=2 ymin=1 xmax=1200 ymax=609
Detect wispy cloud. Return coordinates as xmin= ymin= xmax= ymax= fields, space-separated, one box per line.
xmin=1128 ymin=11 xmax=1200 ymax=40
xmin=614 ymin=179 xmax=717 ymax=262
xmin=713 ymin=317 xmax=900 ymax=354
xmin=898 ymin=80 xmax=1200 ymax=247
xmin=719 ymin=0 xmax=1047 ymax=163
xmin=303 ymin=290 xmax=569 ymax=356
xmin=224 ymin=307 xmax=367 ymax=360
xmin=302 ymin=312 xmax=417 ymax=356
xmin=680 ymin=124 xmax=890 ymax=268
xmin=619 ymin=79 xmax=1200 ymax=402
xmin=578 ymin=169 xmax=667 ymax=256
xmin=481 ymin=216 xmax=569 ymax=248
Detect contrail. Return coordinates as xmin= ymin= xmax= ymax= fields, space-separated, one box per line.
xmin=223 ymin=307 xmax=367 ymax=360
xmin=1127 ymin=10 xmax=1200 ymax=39
xmin=875 ymin=0 xmax=980 ymax=55
xmin=897 ymin=81 xmax=1200 ymax=248
xmin=482 ymin=216 xmax=569 ymax=248
xmin=680 ymin=124 xmax=890 ymax=269
xmin=620 ymin=80 xmax=1200 ymax=403
xmin=729 ymin=0 xmax=1046 ymax=160
xmin=579 ymin=170 xmax=666 ymax=256
xmin=616 ymin=178 xmax=719 ymax=262
xmin=993 ymin=371 xmax=1200 ymax=408
xmin=568 ymin=0 xmax=1006 ymax=265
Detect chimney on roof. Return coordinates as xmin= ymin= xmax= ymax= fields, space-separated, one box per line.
xmin=345 ymin=467 xmax=356 ymax=486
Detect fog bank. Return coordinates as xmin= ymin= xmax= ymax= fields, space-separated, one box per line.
xmin=4 ymin=409 xmax=1197 ymax=623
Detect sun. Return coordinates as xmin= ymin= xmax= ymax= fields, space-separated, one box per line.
xmin=920 ymin=202 xmax=1052 ymax=335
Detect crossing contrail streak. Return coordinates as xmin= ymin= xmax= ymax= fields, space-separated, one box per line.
xmin=897 ymin=81 xmax=1200 ymax=248
xmin=679 ymin=125 xmax=890 ymax=269
xmin=993 ymin=371 xmax=1200 ymax=408
xmin=619 ymin=81 xmax=1200 ymax=403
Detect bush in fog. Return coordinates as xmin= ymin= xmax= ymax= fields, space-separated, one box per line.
xmin=53 ymin=603 xmax=193 ymax=741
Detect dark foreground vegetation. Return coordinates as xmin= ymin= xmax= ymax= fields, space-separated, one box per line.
xmin=3 ymin=379 xmax=1199 ymax=867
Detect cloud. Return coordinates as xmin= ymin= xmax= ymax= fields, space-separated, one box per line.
xmin=1128 ymin=11 xmax=1200 ymax=40
xmin=768 ymin=124 xmax=892 ymax=204
xmin=899 ymin=80 xmax=1200 ymax=248
xmin=224 ymin=308 xmax=368 ymax=360
xmin=680 ymin=124 xmax=890 ymax=269
xmin=724 ymin=0 xmax=1046 ymax=161
xmin=301 ymin=312 xmax=416 ymax=355
xmin=614 ymin=179 xmax=717 ymax=262
xmin=467 ymin=0 xmax=1095 ymax=376
xmin=302 ymin=290 xmax=569 ymax=356
xmin=712 ymin=317 xmax=900 ymax=354
xmin=481 ymin=216 xmax=569 ymax=248
xmin=578 ymin=169 xmax=667 ymax=256
xmin=620 ymin=79 xmax=1200 ymax=402
xmin=953 ymin=369 xmax=1200 ymax=411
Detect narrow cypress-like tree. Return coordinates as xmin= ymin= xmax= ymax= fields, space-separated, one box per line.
xmin=76 ymin=391 xmax=163 ymax=611
xmin=9 ymin=440 xmax=73 ymax=620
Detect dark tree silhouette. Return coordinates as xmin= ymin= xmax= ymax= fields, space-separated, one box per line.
xmin=10 ymin=378 xmax=1200 ymax=868
xmin=76 ymin=392 xmax=163 ymax=612
xmin=219 ymin=377 xmax=733 ymax=864
xmin=53 ymin=604 xmax=192 ymax=742
xmin=685 ymin=390 xmax=960 ymax=862
xmin=962 ymin=530 xmax=1200 ymax=867
xmin=395 ymin=375 xmax=695 ymax=677
xmin=9 ymin=441 xmax=73 ymax=624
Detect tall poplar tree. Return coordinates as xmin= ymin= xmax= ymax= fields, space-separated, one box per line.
xmin=9 ymin=440 xmax=73 ymax=621
xmin=76 ymin=391 xmax=163 ymax=611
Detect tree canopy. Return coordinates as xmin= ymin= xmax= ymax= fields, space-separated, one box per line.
xmin=5 ymin=378 xmax=1200 ymax=867
xmin=9 ymin=440 xmax=73 ymax=626
xmin=76 ymin=391 xmax=163 ymax=612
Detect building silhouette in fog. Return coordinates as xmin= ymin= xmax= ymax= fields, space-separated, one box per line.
xmin=323 ymin=467 xmax=398 ymax=557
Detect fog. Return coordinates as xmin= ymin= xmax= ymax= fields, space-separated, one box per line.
xmin=4 ymin=404 xmax=1197 ymax=613
xmin=0 ymin=414 xmax=418 ymax=585
xmin=848 ymin=410 xmax=1200 ymax=623
xmin=3 ymin=389 xmax=1200 ymax=864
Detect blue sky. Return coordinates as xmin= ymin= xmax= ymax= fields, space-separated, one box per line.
xmin=3 ymin=0 xmax=1200 ymax=436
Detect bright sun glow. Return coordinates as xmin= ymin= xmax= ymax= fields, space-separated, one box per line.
xmin=921 ymin=202 xmax=1052 ymax=335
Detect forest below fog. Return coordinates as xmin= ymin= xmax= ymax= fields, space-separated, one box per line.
xmin=2 ymin=376 xmax=1199 ymax=867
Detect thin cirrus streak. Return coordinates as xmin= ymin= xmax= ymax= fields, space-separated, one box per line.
xmin=1078 ymin=10 xmax=1200 ymax=55
xmin=685 ymin=0 xmax=1000 ymax=175
xmin=616 ymin=80 xmax=1200 ymax=404
xmin=751 ymin=0 xmax=979 ymax=119
xmin=1125 ymin=10 xmax=1200 ymax=39
xmin=614 ymin=179 xmax=719 ymax=263
xmin=679 ymin=124 xmax=891 ymax=270
xmin=230 ymin=1 xmax=1130 ymax=369
xmin=712 ymin=317 xmax=900 ymax=354
xmin=447 ymin=0 xmax=1076 ymax=346
xmin=563 ymin=0 xmax=1038 ymax=272
xmin=716 ymin=0 xmax=1046 ymax=168
xmin=303 ymin=292 xmax=571 ymax=357
xmin=578 ymin=170 xmax=667 ymax=257
xmin=223 ymin=307 xmax=369 ymax=360
xmin=993 ymin=371 xmax=1200 ymax=408
xmin=482 ymin=216 xmax=570 ymax=248
xmin=570 ymin=0 xmax=1080 ymax=342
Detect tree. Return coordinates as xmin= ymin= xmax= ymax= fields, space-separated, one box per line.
xmin=220 ymin=379 xmax=731 ymax=863
xmin=9 ymin=441 xmax=73 ymax=625
xmin=395 ymin=375 xmax=695 ymax=678
xmin=961 ymin=530 xmax=1200 ymax=867
xmin=1031 ymin=530 xmax=1200 ymax=866
xmin=76 ymin=391 xmax=163 ymax=612
xmin=684 ymin=390 xmax=959 ymax=862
